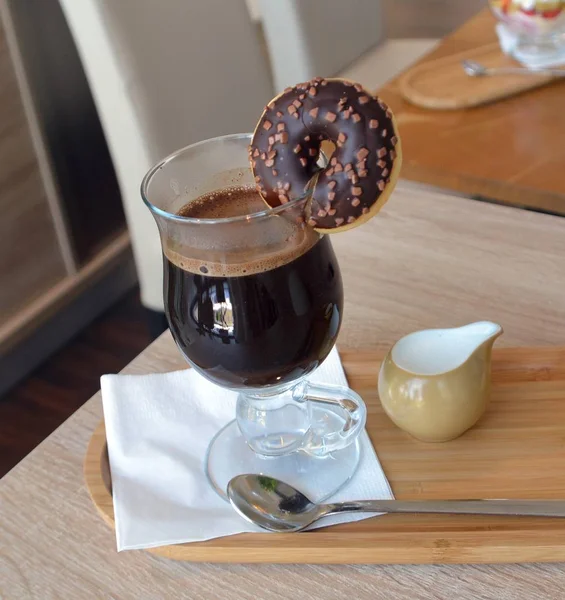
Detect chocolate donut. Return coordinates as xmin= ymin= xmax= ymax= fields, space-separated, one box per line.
xmin=249 ymin=77 xmax=402 ymax=233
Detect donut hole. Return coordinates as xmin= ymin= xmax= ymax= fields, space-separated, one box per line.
xmin=318 ymin=140 xmax=335 ymax=168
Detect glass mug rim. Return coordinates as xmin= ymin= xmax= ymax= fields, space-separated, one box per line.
xmin=140 ymin=132 xmax=310 ymax=226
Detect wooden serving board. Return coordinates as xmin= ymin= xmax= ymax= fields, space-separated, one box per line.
xmin=399 ymin=42 xmax=558 ymax=109
xmin=84 ymin=347 xmax=565 ymax=564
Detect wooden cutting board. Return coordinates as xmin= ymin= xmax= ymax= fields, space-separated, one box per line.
xmin=84 ymin=347 xmax=565 ymax=564
xmin=399 ymin=42 xmax=558 ymax=109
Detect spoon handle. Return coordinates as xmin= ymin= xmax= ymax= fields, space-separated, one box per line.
xmin=487 ymin=67 xmax=565 ymax=77
xmin=325 ymin=500 xmax=565 ymax=518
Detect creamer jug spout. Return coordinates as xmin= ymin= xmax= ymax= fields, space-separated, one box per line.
xmin=459 ymin=321 xmax=504 ymax=357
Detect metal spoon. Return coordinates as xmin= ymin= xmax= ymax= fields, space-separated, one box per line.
xmin=462 ymin=59 xmax=565 ymax=77
xmin=227 ymin=474 xmax=565 ymax=533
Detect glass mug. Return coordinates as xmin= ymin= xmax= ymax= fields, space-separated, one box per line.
xmin=141 ymin=134 xmax=366 ymax=499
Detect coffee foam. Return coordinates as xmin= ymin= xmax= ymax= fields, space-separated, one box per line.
xmin=176 ymin=184 xmax=262 ymax=220
xmin=165 ymin=185 xmax=317 ymax=277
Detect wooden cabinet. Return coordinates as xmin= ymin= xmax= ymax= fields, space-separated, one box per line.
xmin=0 ymin=2 xmax=136 ymax=394
xmin=0 ymin=20 xmax=67 ymax=323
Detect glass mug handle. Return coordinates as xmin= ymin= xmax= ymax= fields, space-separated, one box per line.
xmin=236 ymin=380 xmax=367 ymax=458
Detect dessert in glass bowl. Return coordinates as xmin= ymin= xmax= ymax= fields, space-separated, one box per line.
xmin=490 ymin=0 xmax=565 ymax=60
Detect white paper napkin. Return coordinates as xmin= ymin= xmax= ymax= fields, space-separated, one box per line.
xmin=101 ymin=347 xmax=394 ymax=551
xmin=496 ymin=22 xmax=565 ymax=68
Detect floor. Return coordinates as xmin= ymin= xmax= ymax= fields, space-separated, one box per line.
xmin=0 ymin=289 xmax=153 ymax=478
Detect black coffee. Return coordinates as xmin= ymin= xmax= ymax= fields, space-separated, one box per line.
xmin=165 ymin=186 xmax=343 ymax=388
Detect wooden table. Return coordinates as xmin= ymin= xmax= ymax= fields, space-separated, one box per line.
xmin=378 ymin=9 xmax=565 ymax=216
xmin=3 ymin=184 xmax=565 ymax=598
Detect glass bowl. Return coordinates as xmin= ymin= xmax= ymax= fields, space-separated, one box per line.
xmin=489 ymin=0 xmax=565 ymax=60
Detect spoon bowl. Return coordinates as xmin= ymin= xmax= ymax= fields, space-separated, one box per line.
xmin=227 ymin=474 xmax=323 ymax=532
xmin=462 ymin=59 xmax=487 ymax=76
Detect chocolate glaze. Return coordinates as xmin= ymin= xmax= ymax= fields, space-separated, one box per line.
xmin=249 ymin=77 xmax=400 ymax=230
